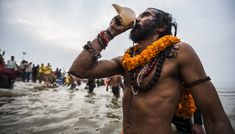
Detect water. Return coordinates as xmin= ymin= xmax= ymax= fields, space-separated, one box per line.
xmin=0 ymin=82 xmax=234 ymax=134
xmin=217 ymin=90 xmax=235 ymax=129
xmin=0 ymin=82 xmax=122 ymax=134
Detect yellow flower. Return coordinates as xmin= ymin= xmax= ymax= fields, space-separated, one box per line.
xmin=175 ymin=90 xmax=197 ymax=119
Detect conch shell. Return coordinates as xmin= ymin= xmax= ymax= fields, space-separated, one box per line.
xmin=112 ymin=4 xmax=136 ymax=27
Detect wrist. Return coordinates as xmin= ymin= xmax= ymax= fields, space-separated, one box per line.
xmin=97 ymin=29 xmax=114 ymax=49
xmin=105 ymin=29 xmax=114 ymax=40
xmin=107 ymin=27 xmax=117 ymax=38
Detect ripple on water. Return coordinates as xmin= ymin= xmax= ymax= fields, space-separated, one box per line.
xmin=0 ymin=82 xmax=123 ymax=134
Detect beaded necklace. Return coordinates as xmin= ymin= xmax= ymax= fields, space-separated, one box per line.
xmin=123 ymin=37 xmax=197 ymax=119
xmin=128 ymin=45 xmax=173 ymax=95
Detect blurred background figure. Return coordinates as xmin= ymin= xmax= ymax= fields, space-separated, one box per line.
xmin=3 ymin=55 xmax=18 ymax=89
xmin=31 ymin=64 xmax=39 ymax=83
xmin=105 ymin=75 xmax=124 ymax=98
xmin=25 ymin=62 xmax=32 ymax=82
xmin=5 ymin=56 xmax=18 ymax=71
xmin=86 ymin=78 xmax=96 ymax=93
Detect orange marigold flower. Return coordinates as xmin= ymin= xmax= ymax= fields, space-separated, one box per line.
xmin=175 ymin=90 xmax=196 ymax=119
xmin=122 ymin=36 xmax=195 ymax=119
xmin=122 ymin=35 xmax=180 ymax=71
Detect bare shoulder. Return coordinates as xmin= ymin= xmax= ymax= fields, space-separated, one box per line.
xmin=176 ymin=42 xmax=196 ymax=57
xmin=175 ymin=42 xmax=200 ymax=66
xmin=110 ymin=56 xmax=125 ymax=75
xmin=175 ymin=42 xmax=207 ymax=84
xmin=110 ymin=56 xmax=123 ymax=70
xmin=111 ymin=56 xmax=122 ymax=63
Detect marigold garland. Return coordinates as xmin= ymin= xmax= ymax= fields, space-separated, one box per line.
xmin=175 ymin=90 xmax=197 ymax=119
xmin=122 ymin=35 xmax=180 ymax=71
xmin=122 ymin=35 xmax=196 ymax=118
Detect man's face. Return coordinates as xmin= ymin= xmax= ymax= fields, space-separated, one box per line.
xmin=129 ymin=9 xmax=158 ymax=43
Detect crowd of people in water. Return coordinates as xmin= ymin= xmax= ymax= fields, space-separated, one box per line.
xmin=0 ymin=49 xmax=123 ymax=97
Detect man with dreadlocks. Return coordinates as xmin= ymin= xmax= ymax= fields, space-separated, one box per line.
xmin=69 ymin=8 xmax=233 ymax=134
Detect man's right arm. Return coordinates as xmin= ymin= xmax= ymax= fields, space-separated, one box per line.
xmin=69 ymin=39 xmax=124 ymax=78
xmin=69 ymin=16 xmax=130 ymax=79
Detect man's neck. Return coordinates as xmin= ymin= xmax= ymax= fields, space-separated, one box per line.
xmin=135 ymin=34 xmax=160 ymax=51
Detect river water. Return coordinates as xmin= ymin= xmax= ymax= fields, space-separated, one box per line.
xmin=0 ymin=82 xmax=122 ymax=134
xmin=0 ymin=82 xmax=234 ymax=134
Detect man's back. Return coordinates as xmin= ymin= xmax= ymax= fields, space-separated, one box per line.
xmin=109 ymin=75 xmax=122 ymax=87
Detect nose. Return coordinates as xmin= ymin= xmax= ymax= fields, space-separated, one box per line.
xmin=136 ymin=16 xmax=141 ymax=22
xmin=135 ymin=18 xmax=140 ymax=24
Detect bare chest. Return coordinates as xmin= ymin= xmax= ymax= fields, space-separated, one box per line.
xmin=124 ymin=56 xmax=180 ymax=90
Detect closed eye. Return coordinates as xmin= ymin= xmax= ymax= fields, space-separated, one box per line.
xmin=140 ymin=12 xmax=151 ymax=18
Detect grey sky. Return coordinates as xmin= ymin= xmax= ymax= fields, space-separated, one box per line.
xmin=0 ymin=0 xmax=235 ymax=88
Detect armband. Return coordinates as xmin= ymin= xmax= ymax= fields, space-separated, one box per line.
xmin=83 ymin=41 xmax=101 ymax=59
xmin=184 ymin=76 xmax=211 ymax=88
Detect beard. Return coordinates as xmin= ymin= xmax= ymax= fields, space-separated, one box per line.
xmin=129 ymin=20 xmax=158 ymax=43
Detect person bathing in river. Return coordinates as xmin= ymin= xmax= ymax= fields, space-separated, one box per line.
xmin=69 ymin=7 xmax=234 ymax=134
xmin=105 ymin=75 xmax=124 ymax=98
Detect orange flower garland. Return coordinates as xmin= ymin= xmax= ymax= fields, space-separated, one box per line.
xmin=121 ymin=35 xmax=196 ymax=118
xmin=175 ymin=90 xmax=197 ymax=119
xmin=122 ymin=35 xmax=180 ymax=71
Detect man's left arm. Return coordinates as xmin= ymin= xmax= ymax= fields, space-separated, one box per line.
xmin=178 ymin=42 xmax=234 ymax=134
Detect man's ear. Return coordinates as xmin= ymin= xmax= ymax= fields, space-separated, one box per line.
xmin=155 ymin=27 xmax=165 ymax=33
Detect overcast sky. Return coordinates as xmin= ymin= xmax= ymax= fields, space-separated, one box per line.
xmin=0 ymin=0 xmax=235 ymax=88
